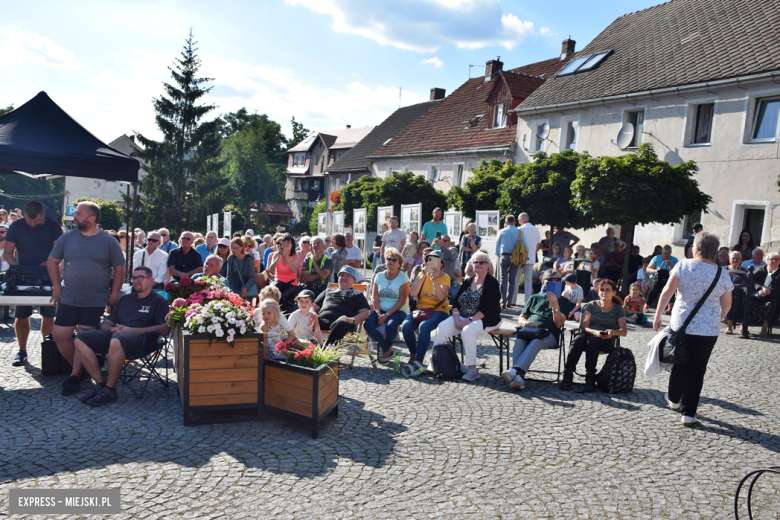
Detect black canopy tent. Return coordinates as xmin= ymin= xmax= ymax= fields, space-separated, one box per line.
xmin=0 ymin=91 xmax=142 ymax=279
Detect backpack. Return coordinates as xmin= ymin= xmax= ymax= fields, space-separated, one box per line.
xmin=596 ymin=346 xmax=636 ymax=393
xmin=511 ymin=231 xmax=529 ymax=267
xmin=431 ymin=343 xmax=463 ymax=380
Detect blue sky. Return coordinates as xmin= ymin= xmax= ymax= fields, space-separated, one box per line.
xmin=1 ymin=0 xmax=661 ymax=144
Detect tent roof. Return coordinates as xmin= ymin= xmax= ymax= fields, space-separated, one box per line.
xmin=0 ymin=91 xmax=140 ymax=182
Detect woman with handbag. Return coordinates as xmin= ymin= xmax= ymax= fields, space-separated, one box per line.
xmin=364 ymin=247 xmax=410 ymax=364
xmin=226 ymin=237 xmax=258 ymax=301
xmin=400 ymin=250 xmax=451 ymax=372
xmin=653 ymin=232 xmax=733 ymax=427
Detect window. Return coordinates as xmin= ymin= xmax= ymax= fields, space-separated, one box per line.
xmin=565 ymin=121 xmax=578 ymax=150
xmin=312 ymin=180 xmax=320 ymax=190
xmin=691 ymin=103 xmax=714 ymax=145
xmin=577 ymin=51 xmax=611 ymax=72
xmin=533 ymin=122 xmax=548 ymax=152
xmin=626 ymin=110 xmax=645 ymax=147
xmin=385 ymin=166 xmax=392 ymax=178
xmin=751 ymin=97 xmax=780 ymax=142
xmin=302 ymin=178 xmax=310 ymax=190
xmin=558 ymin=55 xmax=591 ymax=76
xmin=453 ymin=164 xmax=464 ymax=188
xmin=315 ymin=154 xmax=319 ymax=165
xmin=558 ymin=51 xmax=612 ymax=76
xmin=427 ymin=166 xmax=439 ymax=182
xmin=294 ymin=178 xmax=300 ymax=190
xmin=491 ymin=103 xmax=507 ymax=129
xmin=293 ymin=153 xmax=306 ymax=166
xmin=681 ymin=212 xmax=701 ymax=241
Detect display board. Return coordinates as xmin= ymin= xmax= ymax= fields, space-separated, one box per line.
xmin=206 ymin=215 xmax=211 ymax=233
xmin=223 ymin=211 xmax=231 ymax=238
xmin=377 ymin=205 xmax=393 ymax=234
xmin=401 ymin=203 xmax=422 ymax=236
xmin=211 ymin=214 xmax=218 ymax=236
xmin=353 ymin=209 xmax=367 ymax=240
xmin=443 ymin=211 xmax=463 ymax=240
xmin=475 ymin=210 xmax=500 ymax=242
xmin=333 ymin=210 xmax=345 ymax=235
xmin=317 ymin=213 xmax=327 ymax=238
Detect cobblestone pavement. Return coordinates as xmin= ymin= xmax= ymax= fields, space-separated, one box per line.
xmin=1 ymin=309 xmax=780 ymax=519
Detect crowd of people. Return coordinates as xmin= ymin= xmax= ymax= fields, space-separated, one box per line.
xmin=0 ymin=200 xmax=770 ymax=425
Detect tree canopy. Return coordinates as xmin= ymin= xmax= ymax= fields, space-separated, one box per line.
xmin=447 ymin=159 xmax=514 ymax=220
xmin=75 ymin=197 xmax=123 ymax=230
xmin=289 ymin=117 xmax=310 ymax=149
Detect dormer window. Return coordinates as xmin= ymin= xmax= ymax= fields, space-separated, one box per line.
xmin=491 ymin=103 xmax=508 ymax=129
xmin=293 ymin=153 xmax=306 ymax=166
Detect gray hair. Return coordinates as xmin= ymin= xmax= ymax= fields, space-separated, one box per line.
xmin=542 ymin=270 xmax=561 ymax=281
xmin=206 ymin=231 xmax=218 ymax=240
xmin=766 ymin=252 xmax=780 ymax=261
xmin=662 ymin=245 xmax=673 ymax=253
xmin=205 ymin=253 xmax=224 ymax=268
xmin=753 ymin=247 xmax=765 ymax=256
xmin=729 ymin=251 xmax=742 ymax=261
xmin=158 ymin=228 xmax=169 ymax=235
xmin=693 ymin=232 xmax=720 ymax=260
xmin=470 ymin=251 xmax=491 ymax=265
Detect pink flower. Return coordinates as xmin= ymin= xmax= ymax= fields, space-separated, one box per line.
xmin=172 ymin=298 xmax=187 ymax=308
xmin=180 ymin=277 xmax=192 ymax=286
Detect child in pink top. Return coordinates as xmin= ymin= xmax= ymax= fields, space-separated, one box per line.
xmin=623 ymin=283 xmax=647 ymax=324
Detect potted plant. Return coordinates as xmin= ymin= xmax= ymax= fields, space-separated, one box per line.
xmin=264 ymin=339 xmax=343 ymax=438
xmin=167 ymin=276 xmax=264 ymax=425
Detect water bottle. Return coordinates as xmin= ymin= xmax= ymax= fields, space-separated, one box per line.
xmin=393 ymin=353 xmax=401 ymax=375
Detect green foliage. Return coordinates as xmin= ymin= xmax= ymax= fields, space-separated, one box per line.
xmin=571 ymin=144 xmax=711 ymax=227
xmin=74 ymin=197 xmax=123 ymax=231
xmin=498 ymin=150 xmax=592 ymax=229
xmin=448 ymin=159 xmax=515 ymax=220
xmin=297 ymin=205 xmax=314 ymax=234
xmin=0 ymin=104 xmax=13 ymax=116
xmin=340 ymin=171 xmax=448 ymax=231
xmin=221 ymin=108 xmax=288 ymax=165
xmin=289 ymin=117 xmax=310 ymax=149
xmin=309 ymin=198 xmax=327 ymax=236
xmin=0 ymin=175 xmax=64 ymax=219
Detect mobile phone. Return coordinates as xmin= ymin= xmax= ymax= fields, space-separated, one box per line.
xmin=599 ymin=330 xmax=609 ymax=336
xmin=436 ymin=231 xmax=442 ymax=239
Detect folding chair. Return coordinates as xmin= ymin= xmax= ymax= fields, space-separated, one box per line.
xmin=522 ymin=325 xmax=566 ymax=381
xmin=567 ymin=316 xmax=620 ymax=378
xmin=119 ymin=331 xmax=170 ymax=398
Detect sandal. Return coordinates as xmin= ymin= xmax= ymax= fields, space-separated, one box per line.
xmin=725 ymin=327 xmax=733 ymax=334
xmin=378 ymin=352 xmax=395 ymax=364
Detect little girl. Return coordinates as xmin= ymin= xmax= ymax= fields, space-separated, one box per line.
xmin=624 ymin=283 xmax=647 ymax=324
xmin=257 ymin=298 xmax=296 ymax=359
xmin=254 ymin=285 xmax=291 ymax=331
xmin=402 ymin=232 xmax=420 ymax=276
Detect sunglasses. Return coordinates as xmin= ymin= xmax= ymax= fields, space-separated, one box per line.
xmin=148 ymin=238 xmax=159 ymax=243
xmin=302 ymin=241 xmax=311 ymax=244
xmin=181 ymin=237 xmax=193 ymax=241
xmin=386 ymin=258 xmax=399 ymax=263
xmin=218 ymin=245 xmax=228 ymax=248
xmin=160 ymin=233 xmax=168 ymax=236
xmin=473 ymin=261 xmax=488 ymax=265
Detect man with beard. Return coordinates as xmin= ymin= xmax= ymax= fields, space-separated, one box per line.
xmin=3 ymin=201 xmax=63 ymax=367
xmin=48 ymin=201 xmax=125 ymax=396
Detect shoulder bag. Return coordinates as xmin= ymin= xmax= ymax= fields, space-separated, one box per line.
xmin=412 ymin=276 xmax=446 ymax=322
xmin=657 ymin=263 xmax=721 ymax=364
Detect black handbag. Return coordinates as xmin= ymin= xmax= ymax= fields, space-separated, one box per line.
xmin=659 ymin=264 xmax=721 ymax=364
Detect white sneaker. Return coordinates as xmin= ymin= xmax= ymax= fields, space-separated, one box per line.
xmin=681 ymin=415 xmax=698 ymax=427
xmin=461 ymin=367 xmax=480 ymax=381
xmin=501 ymin=368 xmax=517 ymax=384
xmin=664 ymin=392 xmax=681 ymax=411
xmin=509 ymin=375 xmax=525 ymax=391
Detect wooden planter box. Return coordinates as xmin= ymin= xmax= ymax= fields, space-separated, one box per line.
xmin=263 ymin=359 xmax=339 ymax=438
xmin=174 ymin=329 xmax=264 ymax=425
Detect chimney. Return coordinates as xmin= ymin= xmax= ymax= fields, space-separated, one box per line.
xmin=129 ymin=134 xmax=135 ymax=143
xmin=346 ymin=125 xmax=351 ymax=129
xmin=429 ymin=88 xmax=446 ymax=101
xmin=485 ymin=59 xmax=503 ymax=79
xmin=561 ymin=38 xmax=576 ymax=60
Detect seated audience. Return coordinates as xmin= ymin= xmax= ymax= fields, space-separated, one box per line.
xmin=258 ymin=298 xmax=297 ymax=359
xmin=603 ymin=239 xmax=626 ymax=283
xmin=645 ymin=245 xmax=678 ymax=311
xmin=289 ymin=290 xmax=324 ymax=345
xmin=192 ymin=254 xmax=227 ymax=282
xmin=225 ymin=237 xmax=257 ymax=300
xmin=328 ymin=234 xmax=348 ymax=283
xmin=560 ymin=278 xmax=627 ymax=392
xmin=267 ymin=234 xmax=301 ymax=310
xmin=72 ymin=267 xmax=169 ymax=406
xmin=742 ymin=247 xmax=767 ymax=270
xmin=741 ymin=252 xmax=780 ymax=337
xmin=133 ymin=231 xmax=168 ymax=289
xmin=541 ymin=243 xmax=562 ymax=273
xmin=344 ymin=232 xmax=365 ymax=282
xmin=401 ymin=250 xmax=450 ymax=373
xmin=433 ymin=251 xmax=501 ymax=382
xmin=555 ymin=246 xmax=576 ymax=277
xmin=364 ymin=248 xmax=410 ymax=363
xmin=725 ymin=251 xmax=747 ymax=334
xmin=502 ymin=270 xmax=569 ymax=390
xmin=717 ymin=247 xmax=730 ymax=267
xmin=459 ymin=223 xmax=481 ymax=275
xmin=312 ymin=266 xmax=370 ymax=346
xmin=623 ymin=283 xmax=646 ymax=324
xmin=299 ymin=237 xmax=333 ymax=298
xmin=562 ymin=273 xmax=583 ymax=321
xmin=167 ymin=231 xmax=203 ymax=281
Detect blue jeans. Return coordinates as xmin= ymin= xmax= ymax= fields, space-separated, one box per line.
xmin=364 ymin=310 xmax=407 ymax=354
xmin=500 ymin=255 xmax=519 ymax=305
xmin=400 ymin=310 xmax=449 ymax=363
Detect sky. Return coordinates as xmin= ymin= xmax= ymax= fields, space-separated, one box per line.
xmin=1 ymin=0 xmax=663 ymax=145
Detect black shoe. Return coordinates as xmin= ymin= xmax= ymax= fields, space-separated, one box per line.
xmin=78 ymin=384 xmax=104 ymax=403
xmin=576 ymin=373 xmax=597 ymax=393
xmin=12 ymin=351 xmax=28 ymax=366
xmin=559 ymin=370 xmax=574 ymax=391
xmin=61 ymin=375 xmax=81 ymax=396
xmin=78 ymin=370 xmax=92 ymax=382
xmin=87 ymin=385 xmax=117 ymax=407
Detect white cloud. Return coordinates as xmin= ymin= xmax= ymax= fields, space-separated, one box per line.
xmin=0 ymin=27 xmax=83 ymax=70
xmin=540 ymin=26 xmax=557 ymax=38
xmin=419 ymin=57 xmax=443 ymax=68
xmin=286 ymin=0 xmax=539 ymax=52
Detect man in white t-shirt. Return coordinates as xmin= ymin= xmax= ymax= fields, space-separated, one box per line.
xmin=381 ymin=216 xmax=406 ymax=259
xmin=344 ymin=232 xmax=365 ymax=282
xmin=517 ymin=212 xmax=542 ymax=305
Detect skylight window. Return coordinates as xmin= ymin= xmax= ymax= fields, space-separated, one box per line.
xmin=557 ymin=51 xmax=612 ymax=76
xmin=577 ymin=51 xmax=611 ymax=71
xmin=558 ymin=56 xmax=591 ymax=75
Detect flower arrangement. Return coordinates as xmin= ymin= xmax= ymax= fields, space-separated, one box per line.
xmin=274 ymin=338 xmax=344 ymax=369
xmin=329 ymin=190 xmax=341 ymax=205
xmin=184 ymin=299 xmax=255 ymax=346
xmin=164 ymin=276 xmax=223 ymax=303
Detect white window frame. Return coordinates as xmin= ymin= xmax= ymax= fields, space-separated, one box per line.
xmin=749 ymin=96 xmax=780 ymax=143
xmin=740 ymin=88 xmax=780 ymax=146
xmin=452 ymin=163 xmax=465 ymax=188
xmin=384 ymin=166 xmax=392 ymax=178
xmin=728 ymin=199 xmax=771 ymax=247
xmin=529 ymin=120 xmax=549 ymax=153
xmin=560 ymin=117 xmax=580 ymax=151
xmin=427 ymin=165 xmax=439 ymax=183
xmin=682 ymin=97 xmax=717 ymax=148
xmin=491 ymin=103 xmax=508 ymax=129
xmin=293 ymin=153 xmax=306 ymax=166
xmin=622 ymin=107 xmax=647 ymax=148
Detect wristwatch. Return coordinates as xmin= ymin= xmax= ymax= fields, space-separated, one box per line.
xmin=552 ymin=308 xmax=560 ymax=313
xmin=468 ymin=317 xmax=473 ymax=322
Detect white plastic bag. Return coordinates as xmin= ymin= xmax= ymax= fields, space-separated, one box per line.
xmin=645 ymin=327 xmax=673 ymax=377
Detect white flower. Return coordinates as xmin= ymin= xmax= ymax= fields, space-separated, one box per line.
xmin=198 ymin=326 xmax=206 ymax=333
xmin=207 ymin=325 xmax=214 ymax=333
xmin=215 ymin=329 xmax=224 ymax=337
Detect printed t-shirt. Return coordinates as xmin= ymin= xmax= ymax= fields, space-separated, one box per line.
xmin=375 ymin=271 xmax=410 ymax=314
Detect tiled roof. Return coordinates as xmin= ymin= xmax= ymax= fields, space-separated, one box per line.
xmin=508 ymin=56 xmax=573 ymax=78
xmin=518 ymin=0 xmax=780 ymax=110
xmin=327 ymin=100 xmax=439 ymax=172
xmin=370 ymin=76 xmax=515 ymax=157
xmin=258 ymin=202 xmax=293 ymax=214
xmin=286 ymin=125 xmax=375 ymax=153
xmin=488 ymin=71 xmax=546 ymax=101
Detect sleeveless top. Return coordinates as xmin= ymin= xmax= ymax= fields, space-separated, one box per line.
xmin=275 ymin=252 xmax=300 ymax=285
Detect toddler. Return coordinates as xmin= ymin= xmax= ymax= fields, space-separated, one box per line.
xmin=288 ymin=290 xmax=324 ymax=345
xmin=624 ymin=283 xmax=647 ymax=324
xmin=402 ymin=232 xmax=420 ymax=276
xmin=562 ymin=273 xmax=583 ymax=322
xmin=257 ymin=298 xmax=296 ymax=359
xmin=254 ymin=285 xmax=291 ymax=331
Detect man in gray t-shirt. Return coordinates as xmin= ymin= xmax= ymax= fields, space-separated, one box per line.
xmin=48 ymin=201 xmax=126 ymax=397
xmin=381 ymin=216 xmax=406 ymax=259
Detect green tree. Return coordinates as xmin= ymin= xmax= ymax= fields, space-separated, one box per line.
xmin=0 ymin=104 xmax=13 ymax=116
xmin=0 ymin=175 xmax=63 ymax=219
xmin=448 ymin=159 xmax=515 ymax=220
xmin=75 ymin=197 xmax=123 ymax=230
xmin=571 ymin=143 xmax=711 ymax=293
xmin=340 ymin=171 xmax=448 ymax=231
xmin=288 ymin=116 xmax=310 ymax=149
xmin=309 ymin=198 xmax=327 ymax=236
xmin=135 ymin=29 xmax=220 ymax=234
xmin=222 ymin=108 xmax=288 ymax=165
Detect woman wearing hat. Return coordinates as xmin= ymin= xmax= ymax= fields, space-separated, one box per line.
xmin=400 ymin=250 xmax=451 ymax=372
xmin=216 ymin=238 xmax=231 ymax=277
xmin=364 ymin=247 xmax=410 ymax=364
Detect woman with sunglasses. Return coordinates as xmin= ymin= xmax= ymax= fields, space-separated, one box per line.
xmin=433 ymin=251 xmax=501 ymax=381
xmin=365 ymin=247 xmax=410 ymax=364
xmin=267 ymin=234 xmax=302 ymax=311
xmin=560 ymin=278 xmax=628 ymax=392
xmin=216 ymin=238 xmax=231 ymax=277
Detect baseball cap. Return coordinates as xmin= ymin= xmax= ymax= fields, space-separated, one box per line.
xmin=217 ymin=238 xmax=230 ymax=247
xmin=338 ymin=266 xmax=358 ymax=279
xmin=424 ymin=250 xmax=443 ymax=261
xmin=295 ymin=289 xmax=316 ymax=300
xmin=246 ymin=229 xmax=254 ymax=236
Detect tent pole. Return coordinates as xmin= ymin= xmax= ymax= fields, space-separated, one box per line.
xmin=125 ymin=183 xmax=131 ymax=283
xmin=129 ymin=182 xmax=138 ymax=282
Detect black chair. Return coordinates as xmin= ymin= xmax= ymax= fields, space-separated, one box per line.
xmin=523 ymin=325 xmax=566 ymax=382
xmin=119 ymin=332 xmax=170 ymax=398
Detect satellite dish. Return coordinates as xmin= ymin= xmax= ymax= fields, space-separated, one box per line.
xmin=616 ymin=123 xmax=635 ymax=150
xmin=538 ymin=122 xmax=550 ymax=140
